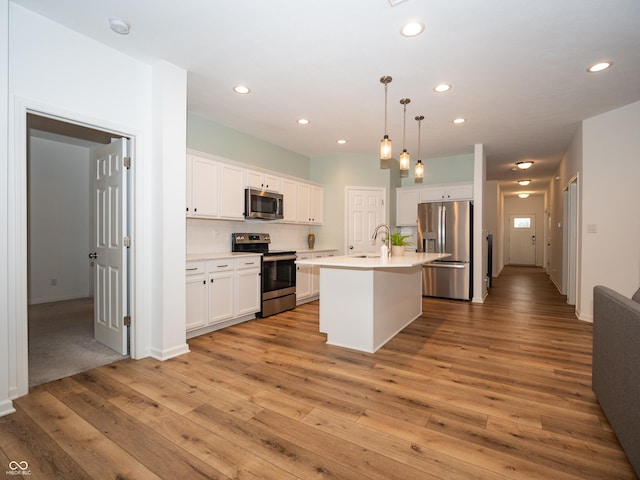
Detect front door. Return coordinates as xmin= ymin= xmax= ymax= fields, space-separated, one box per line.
xmin=346 ymin=187 xmax=386 ymax=254
xmin=509 ymin=214 xmax=536 ymax=266
xmin=91 ymin=139 xmax=129 ymax=355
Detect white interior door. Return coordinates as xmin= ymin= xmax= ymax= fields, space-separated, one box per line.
xmin=91 ymin=139 xmax=129 ymax=355
xmin=346 ymin=187 xmax=386 ymax=254
xmin=509 ymin=214 xmax=536 ymax=265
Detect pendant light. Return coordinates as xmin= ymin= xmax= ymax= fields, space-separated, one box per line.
xmin=414 ymin=115 xmax=424 ymax=179
xmin=379 ymin=76 xmax=393 ymax=160
xmin=399 ymin=98 xmax=411 ymax=171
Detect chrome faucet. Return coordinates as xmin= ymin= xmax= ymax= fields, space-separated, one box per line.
xmin=372 ymin=224 xmax=391 ymax=257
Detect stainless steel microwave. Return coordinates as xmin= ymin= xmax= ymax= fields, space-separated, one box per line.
xmin=245 ymin=188 xmax=284 ymax=220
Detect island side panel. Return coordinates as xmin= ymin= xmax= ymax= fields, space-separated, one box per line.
xmin=372 ymin=266 xmax=423 ymax=351
xmin=319 ymin=267 xmax=376 ymax=352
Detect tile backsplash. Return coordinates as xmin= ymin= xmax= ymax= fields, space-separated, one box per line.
xmin=186 ymin=219 xmax=317 ymax=254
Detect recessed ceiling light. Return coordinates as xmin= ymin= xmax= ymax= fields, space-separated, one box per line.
xmin=452 ymin=118 xmax=466 ymax=124
xmin=587 ymin=62 xmax=612 ymax=73
xmin=337 ymin=139 xmax=347 ymax=145
xmin=400 ymin=22 xmax=425 ymax=37
xmin=518 ymin=193 xmax=530 ymax=198
xmin=297 ymin=118 xmax=310 ymax=125
xmin=233 ymin=85 xmax=251 ymax=94
xmin=434 ymin=84 xmax=451 ymax=93
xmin=517 ymin=179 xmax=531 ymax=186
xmin=109 ymin=17 xmax=130 ymax=35
xmin=516 ymin=161 xmax=533 ymax=169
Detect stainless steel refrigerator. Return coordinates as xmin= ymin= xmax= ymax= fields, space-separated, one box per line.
xmin=417 ymin=201 xmax=472 ymax=300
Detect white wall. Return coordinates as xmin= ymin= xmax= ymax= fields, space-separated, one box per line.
xmin=579 ymin=101 xmax=640 ymax=321
xmin=1 ymin=0 xmax=16 ymax=417
xmin=28 ymin=137 xmax=91 ymax=303
xmin=4 ymin=4 xmax=188 ymax=407
xmin=503 ymin=194 xmax=545 ymax=267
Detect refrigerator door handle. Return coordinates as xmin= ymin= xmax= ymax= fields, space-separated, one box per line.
xmin=440 ymin=205 xmax=446 ymax=253
xmin=424 ymin=263 xmax=466 ymax=269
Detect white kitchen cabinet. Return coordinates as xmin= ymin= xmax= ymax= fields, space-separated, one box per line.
xmin=208 ymin=259 xmax=235 ymax=325
xmin=296 ymin=183 xmax=324 ymax=224
xmin=296 ymin=250 xmax=337 ymax=304
xmin=189 ymin=154 xmax=219 ymax=218
xmin=396 ymin=188 xmax=421 ymax=226
xmin=296 ymin=253 xmax=312 ymax=300
xmin=235 ymin=256 xmax=261 ymax=316
xmin=280 ymin=178 xmax=298 ymax=222
xmin=311 ymin=185 xmax=324 ymax=224
xmin=185 ymin=263 xmax=207 ymax=331
xmin=419 ymin=183 xmax=473 ymax=202
xmin=246 ymin=170 xmax=281 ymax=192
xmin=186 ymin=256 xmax=261 ymax=335
xmin=219 ymin=163 xmax=245 ymax=220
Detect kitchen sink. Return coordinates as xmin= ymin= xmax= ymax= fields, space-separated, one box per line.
xmin=351 ymin=253 xmax=381 ymax=258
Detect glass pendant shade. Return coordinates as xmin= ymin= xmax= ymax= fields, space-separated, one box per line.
xmin=414 ymin=115 xmax=425 ymax=181
xmin=399 ymin=149 xmax=410 ymax=171
xmin=380 ymin=135 xmax=392 ymax=160
xmin=415 ymin=159 xmax=424 ymax=179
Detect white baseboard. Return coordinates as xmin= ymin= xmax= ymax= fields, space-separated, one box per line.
xmin=0 ymin=399 xmax=16 ymax=418
xmin=149 ymin=343 xmax=190 ymax=362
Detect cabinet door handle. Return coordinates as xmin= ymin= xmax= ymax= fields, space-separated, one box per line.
xmin=217 ymin=264 xmax=228 ymax=268
xmin=186 ymin=267 xmax=198 ymax=271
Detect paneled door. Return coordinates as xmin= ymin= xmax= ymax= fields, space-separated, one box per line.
xmin=91 ymin=139 xmax=129 ymax=355
xmin=346 ymin=187 xmax=386 ymax=254
xmin=509 ymin=214 xmax=536 ymax=266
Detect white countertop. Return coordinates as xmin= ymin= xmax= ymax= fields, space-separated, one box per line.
xmin=295 ymin=252 xmax=450 ymax=269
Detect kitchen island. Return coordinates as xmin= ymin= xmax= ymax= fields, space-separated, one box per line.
xmin=295 ymin=252 xmax=449 ymax=353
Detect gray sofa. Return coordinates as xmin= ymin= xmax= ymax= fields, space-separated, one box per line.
xmin=592 ymin=285 xmax=640 ymax=477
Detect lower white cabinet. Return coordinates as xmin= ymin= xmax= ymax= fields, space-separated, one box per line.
xmin=296 ymin=250 xmax=337 ymax=304
xmin=186 ymin=255 xmax=261 ymax=335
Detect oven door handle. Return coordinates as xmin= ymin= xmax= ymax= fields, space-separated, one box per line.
xmin=263 ymin=254 xmax=298 ymax=262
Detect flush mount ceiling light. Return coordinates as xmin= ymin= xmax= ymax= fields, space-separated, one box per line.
xmin=518 ymin=193 xmax=530 ymax=198
xmin=109 ymin=17 xmax=130 ymax=35
xmin=337 ymin=139 xmax=347 ymax=145
xmin=588 ymin=61 xmax=612 ymax=73
xmin=434 ymin=84 xmax=451 ymax=93
xmin=414 ymin=115 xmax=425 ymax=180
xmin=518 ymin=179 xmax=531 ymax=186
xmin=379 ymin=76 xmax=393 ymax=160
xmin=452 ymin=117 xmax=466 ymax=124
xmin=399 ymin=98 xmax=411 ymax=172
xmin=233 ymin=85 xmax=251 ymax=94
xmin=516 ymin=161 xmax=533 ymax=169
xmin=297 ymin=118 xmax=310 ymax=125
xmin=401 ymin=21 xmax=425 ymax=37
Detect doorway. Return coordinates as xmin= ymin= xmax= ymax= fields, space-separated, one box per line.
xmin=508 ymin=214 xmax=537 ymax=266
xmin=345 ymin=187 xmax=386 ymax=254
xmin=27 ymin=114 xmax=129 ymax=387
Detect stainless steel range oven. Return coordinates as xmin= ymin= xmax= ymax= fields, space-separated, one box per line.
xmin=232 ymin=233 xmax=297 ymax=317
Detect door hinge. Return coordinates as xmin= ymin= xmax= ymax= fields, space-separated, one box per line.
xmin=123 ymin=156 xmax=131 ymax=169
xmin=124 ymin=315 xmax=131 ymax=327
xmin=123 ymin=236 xmax=131 ymax=248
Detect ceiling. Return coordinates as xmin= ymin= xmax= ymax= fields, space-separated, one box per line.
xmin=13 ymin=0 xmax=640 ymax=195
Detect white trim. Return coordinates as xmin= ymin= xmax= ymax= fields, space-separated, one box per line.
xmin=149 ymin=344 xmax=191 ymax=362
xmin=9 ymin=97 xmax=146 ymax=398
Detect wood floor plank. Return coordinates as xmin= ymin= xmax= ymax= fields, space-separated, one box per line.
xmin=1 ymin=266 xmax=636 ymax=479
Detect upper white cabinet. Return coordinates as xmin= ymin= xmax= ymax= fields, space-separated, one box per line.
xmin=296 ymin=183 xmax=324 ymax=224
xmin=280 ymin=178 xmax=298 ymax=222
xmin=420 ymin=183 xmax=473 ymax=202
xmin=186 ymin=154 xmax=244 ymax=220
xmin=188 ymin=154 xmax=219 ymax=218
xmin=186 ymin=150 xmax=324 ymax=225
xmin=396 ymin=182 xmax=473 ymax=226
xmin=219 ymin=164 xmax=245 ymax=220
xmin=245 ymin=170 xmax=281 ymax=192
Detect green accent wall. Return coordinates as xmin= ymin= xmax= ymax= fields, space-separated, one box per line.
xmin=400 ymin=153 xmax=474 ymax=186
xmin=187 ymin=113 xmax=311 ymax=179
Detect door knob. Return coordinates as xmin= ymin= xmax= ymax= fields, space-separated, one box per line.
xmin=88 ymin=252 xmax=97 ymax=259
xmin=349 ymin=245 xmax=354 ymax=250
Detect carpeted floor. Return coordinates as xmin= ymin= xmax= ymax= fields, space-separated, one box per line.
xmin=28 ymin=297 xmax=128 ymax=387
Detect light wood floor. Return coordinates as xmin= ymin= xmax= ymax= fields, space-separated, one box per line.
xmin=1 ymin=267 xmax=636 ymax=479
